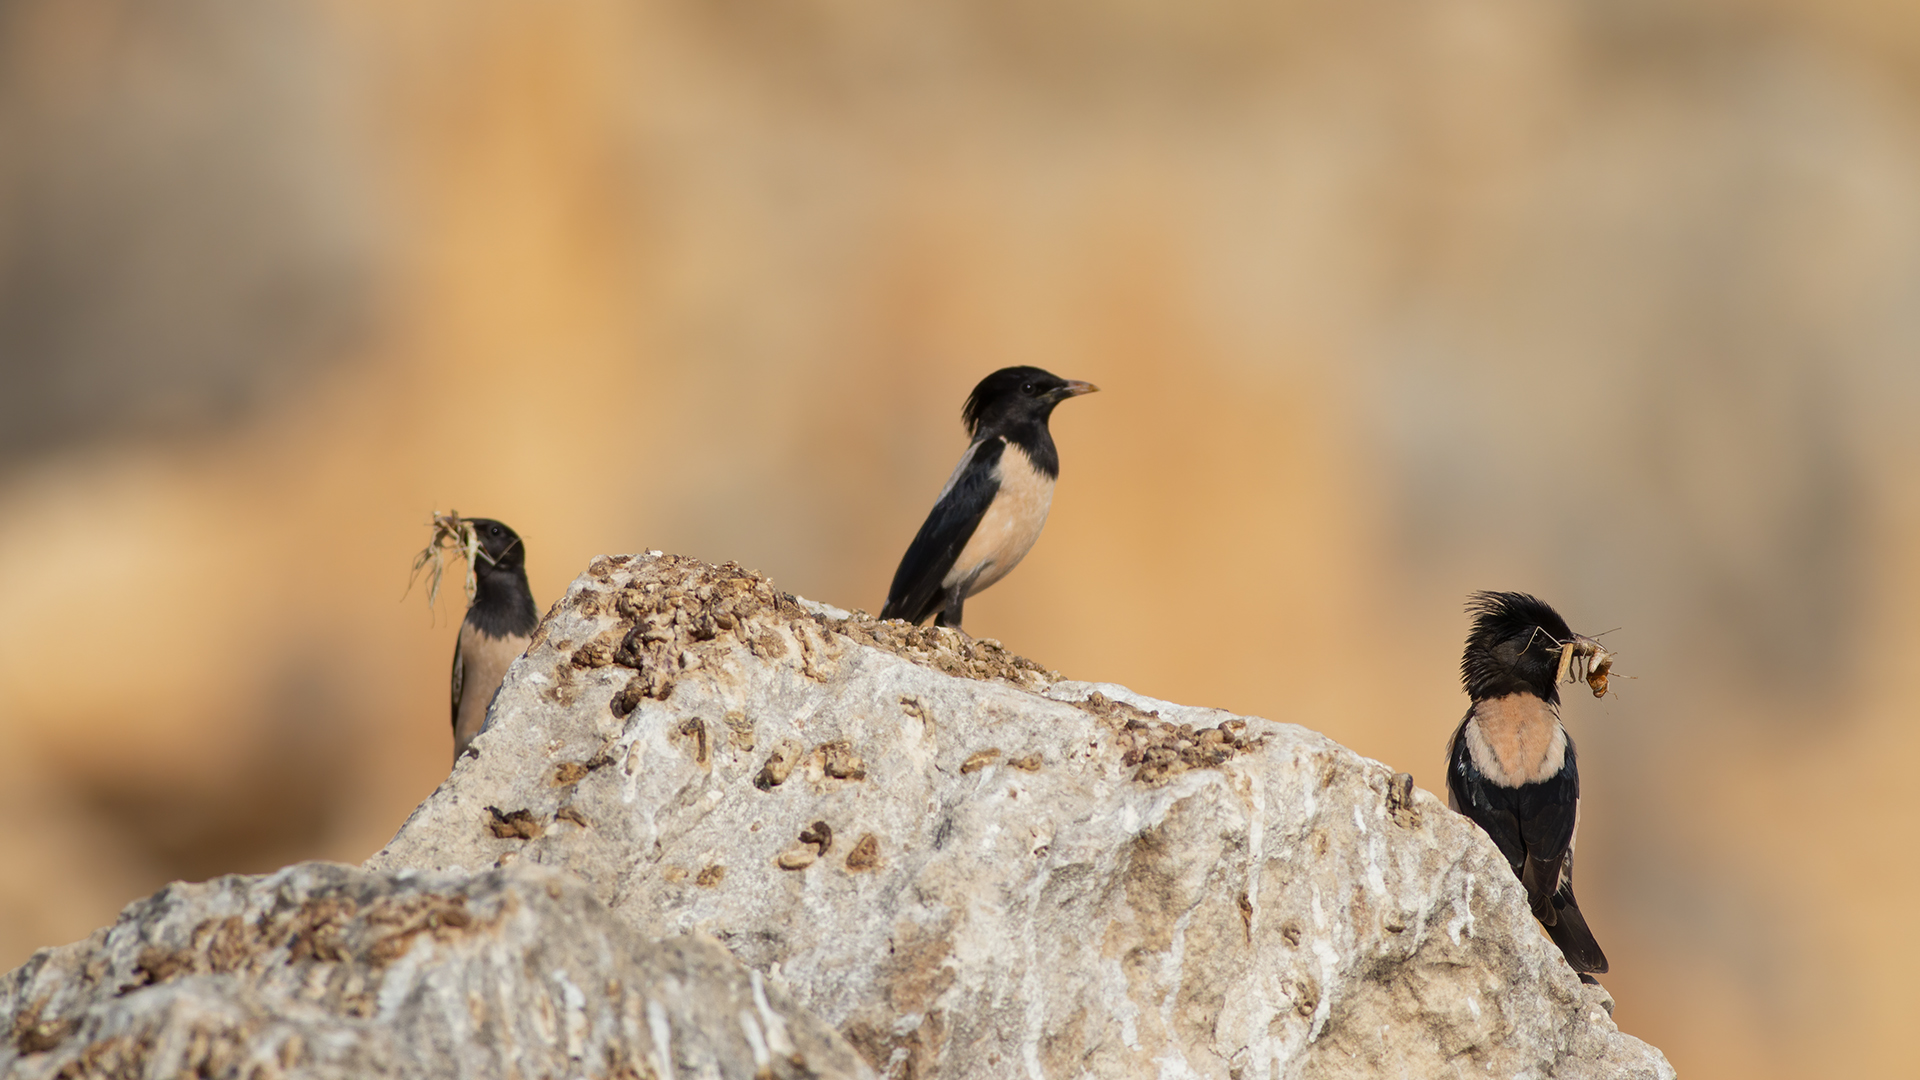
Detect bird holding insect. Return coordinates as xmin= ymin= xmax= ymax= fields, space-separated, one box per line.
xmin=1446 ymin=591 xmax=1617 ymax=977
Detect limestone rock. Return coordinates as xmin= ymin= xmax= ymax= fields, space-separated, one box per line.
xmin=370 ymin=553 xmax=1675 ymax=1079
xmin=0 ymin=861 xmax=873 ymax=1079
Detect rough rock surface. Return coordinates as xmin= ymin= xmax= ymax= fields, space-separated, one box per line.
xmin=0 ymin=861 xmax=873 ymax=1079
xmin=369 ymin=553 xmax=1675 ymax=1079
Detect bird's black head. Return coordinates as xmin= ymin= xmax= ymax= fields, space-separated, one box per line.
xmin=961 ymin=366 xmax=1098 ymax=438
xmin=1461 ymin=591 xmax=1578 ymax=703
xmin=466 ymin=518 xmax=526 ymax=576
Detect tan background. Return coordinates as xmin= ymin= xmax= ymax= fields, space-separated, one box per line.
xmin=3 ymin=2 xmax=1919 ymax=1076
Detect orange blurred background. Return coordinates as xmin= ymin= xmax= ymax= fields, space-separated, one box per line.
xmin=3 ymin=1 xmax=1918 ymax=1075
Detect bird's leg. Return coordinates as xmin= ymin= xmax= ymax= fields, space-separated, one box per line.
xmin=935 ymin=590 xmax=966 ymax=631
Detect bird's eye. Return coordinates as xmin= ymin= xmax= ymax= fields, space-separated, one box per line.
xmin=1021 ymin=381 xmax=1036 ymax=395
xmin=488 ymin=525 xmax=502 ymax=536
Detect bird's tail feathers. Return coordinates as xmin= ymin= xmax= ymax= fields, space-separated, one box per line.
xmin=1544 ymin=884 xmax=1608 ymax=974
xmin=1520 ymin=855 xmax=1562 ymax=926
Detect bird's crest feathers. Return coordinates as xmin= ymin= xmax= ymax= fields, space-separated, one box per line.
xmin=1461 ymin=591 xmax=1577 ymax=702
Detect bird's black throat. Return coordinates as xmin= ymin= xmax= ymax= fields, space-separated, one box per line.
xmin=468 ymin=566 xmax=538 ymax=638
xmin=990 ymin=419 xmax=1061 ymax=479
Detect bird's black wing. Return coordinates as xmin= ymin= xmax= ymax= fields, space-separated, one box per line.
xmin=1521 ymin=738 xmax=1605 ymax=971
xmin=1544 ymin=880 xmax=1609 ymax=973
xmin=1446 ymin=716 xmax=1529 ymax=874
xmin=1515 ymin=744 xmax=1580 ymax=922
xmin=450 ymin=632 xmax=466 ymax=732
xmin=1450 ymin=721 xmax=1605 ymax=972
xmin=882 ymin=437 xmax=1004 ymax=624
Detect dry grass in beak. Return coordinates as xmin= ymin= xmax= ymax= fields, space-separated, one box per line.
xmin=406 ymin=511 xmax=482 ymax=612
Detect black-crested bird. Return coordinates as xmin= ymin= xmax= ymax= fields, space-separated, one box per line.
xmin=881 ymin=366 xmax=1098 ymax=630
xmin=451 ymin=518 xmax=538 ymax=762
xmin=1446 ymin=591 xmax=1610 ymax=976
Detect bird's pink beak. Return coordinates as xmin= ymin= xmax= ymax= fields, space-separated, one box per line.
xmin=1061 ymin=380 xmax=1099 ymax=397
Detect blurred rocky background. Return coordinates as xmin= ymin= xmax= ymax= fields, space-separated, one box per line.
xmin=0 ymin=1 xmax=1915 ymax=1076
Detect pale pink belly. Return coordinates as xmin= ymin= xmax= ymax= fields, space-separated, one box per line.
xmin=455 ymin=627 xmax=527 ymax=753
xmin=944 ymin=441 xmax=1054 ymax=596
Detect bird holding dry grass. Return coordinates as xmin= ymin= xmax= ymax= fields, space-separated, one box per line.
xmin=411 ymin=513 xmax=538 ymax=763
